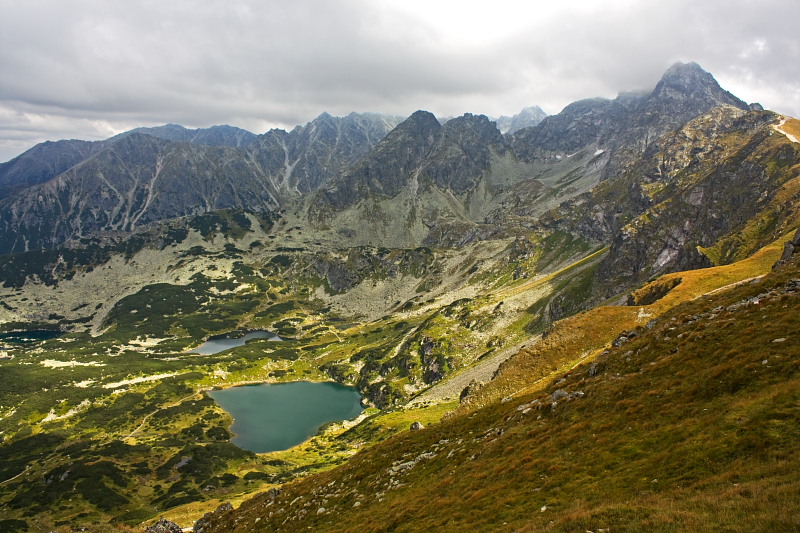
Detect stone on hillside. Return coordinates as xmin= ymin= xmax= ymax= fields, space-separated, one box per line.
xmin=460 ymin=379 xmax=483 ymax=403
xmin=193 ymin=502 xmax=233 ymax=533
xmin=612 ymin=335 xmax=630 ymax=347
xmin=773 ymin=229 xmax=800 ymax=269
xmin=551 ymin=389 xmax=569 ymax=402
xmin=145 ymin=518 xmax=182 ymax=533
xmin=410 ymin=421 xmax=425 ymax=431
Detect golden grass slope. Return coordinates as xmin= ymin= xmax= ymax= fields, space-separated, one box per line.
xmin=198 ymin=245 xmax=800 ymax=533
xmin=458 ymin=229 xmax=794 ymax=409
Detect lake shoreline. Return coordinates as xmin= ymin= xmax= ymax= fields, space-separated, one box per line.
xmin=206 ymin=380 xmax=365 ymax=454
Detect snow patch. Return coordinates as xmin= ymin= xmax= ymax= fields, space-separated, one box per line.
xmin=41 ymin=359 xmax=105 ymax=368
xmin=773 ymin=118 xmax=799 ymax=143
xmin=103 ymin=372 xmax=180 ymax=389
xmin=42 ymin=399 xmax=91 ymax=422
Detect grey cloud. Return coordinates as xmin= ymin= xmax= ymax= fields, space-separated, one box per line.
xmin=1 ymin=0 xmax=799 ymax=162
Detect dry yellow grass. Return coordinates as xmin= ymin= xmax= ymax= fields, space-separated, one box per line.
xmin=781 ymin=117 xmax=800 ymax=139
xmin=459 ymin=229 xmax=794 ymax=409
xmin=198 ymin=254 xmax=800 ymax=532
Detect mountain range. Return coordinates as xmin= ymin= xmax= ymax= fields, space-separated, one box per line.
xmin=0 ymin=61 xmax=798 ymax=532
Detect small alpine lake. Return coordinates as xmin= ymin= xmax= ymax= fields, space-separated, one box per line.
xmin=0 ymin=329 xmax=61 ymax=345
xmin=188 ymin=330 xmax=281 ymax=355
xmin=208 ymin=381 xmax=363 ymax=453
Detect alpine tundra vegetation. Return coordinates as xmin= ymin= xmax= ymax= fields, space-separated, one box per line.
xmin=0 ymin=63 xmax=798 ymax=532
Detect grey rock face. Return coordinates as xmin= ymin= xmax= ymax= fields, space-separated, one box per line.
xmin=0 ymin=113 xmax=402 ymax=253
xmin=494 ymin=106 xmax=548 ymax=134
xmin=773 ymin=228 xmax=800 ymax=269
xmin=0 ymin=133 xmax=279 ymax=253
xmin=424 ymin=113 xmax=509 ymax=194
xmin=316 ymin=110 xmax=443 ymax=210
xmin=116 ymin=123 xmax=258 ymax=148
xmin=251 ymin=112 xmax=405 ymax=195
xmin=0 ymin=139 xmax=106 ymax=199
xmin=145 ymin=518 xmax=183 ymax=533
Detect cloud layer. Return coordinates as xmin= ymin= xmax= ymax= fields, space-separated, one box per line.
xmin=1 ymin=0 xmax=799 ymax=161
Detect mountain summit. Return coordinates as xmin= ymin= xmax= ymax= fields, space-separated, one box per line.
xmin=644 ymin=61 xmax=749 ymax=120
xmin=0 ymin=62 xmax=782 ymax=256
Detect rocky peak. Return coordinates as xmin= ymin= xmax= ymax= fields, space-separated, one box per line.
xmin=442 ymin=113 xmax=505 ymax=144
xmin=315 ymin=110 xmax=442 ymax=209
xmin=0 ymin=139 xmax=106 ymax=198
xmin=646 ymin=61 xmax=748 ymax=113
xmin=422 ymin=113 xmax=508 ymax=193
xmin=511 ymin=97 xmax=626 ymax=159
xmin=396 ymin=110 xmax=443 ymax=142
xmin=246 ymin=112 xmax=405 ymax=195
xmin=114 ymin=123 xmax=258 ymax=148
xmin=495 ymin=106 xmax=548 ymax=134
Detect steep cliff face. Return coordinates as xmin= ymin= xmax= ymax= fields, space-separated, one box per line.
xmin=422 ymin=113 xmax=509 ymax=194
xmin=306 ymin=111 xmax=529 ymax=247
xmin=595 ymin=109 xmax=799 ymax=296
xmin=114 ymin=123 xmax=259 ymax=148
xmin=0 ymin=134 xmax=280 ymax=253
xmin=0 ymin=113 xmax=403 ymax=253
xmin=0 ymin=139 xmax=107 ymax=199
xmin=248 ymin=112 xmax=405 ymax=196
xmin=536 ymin=104 xmax=800 ymax=300
xmin=314 ymin=110 xmax=443 ymax=211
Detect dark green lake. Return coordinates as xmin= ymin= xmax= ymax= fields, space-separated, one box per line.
xmin=0 ymin=330 xmax=61 ymax=345
xmin=207 ymin=381 xmax=363 ymax=453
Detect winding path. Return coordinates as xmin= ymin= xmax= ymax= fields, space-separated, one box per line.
xmin=124 ymin=391 xmax=201 ymax=440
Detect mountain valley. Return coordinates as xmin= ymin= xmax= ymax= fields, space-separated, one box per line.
xmin=0 ymin=62 xmax=798 ymax=532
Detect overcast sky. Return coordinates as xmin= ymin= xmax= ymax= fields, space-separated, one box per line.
xmin=1 ymin=0 xmax=799 ymax=162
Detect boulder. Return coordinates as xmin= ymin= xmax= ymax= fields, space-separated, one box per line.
xmin=551 ymin=389 xmax=569 ymax=402
xmin=145 ymin=518 xmax=182 ymax=533
xmin=773 ymin=229 xmax=800 ymax=269
xmin=193 ymin=502 xmax=233 ymax=533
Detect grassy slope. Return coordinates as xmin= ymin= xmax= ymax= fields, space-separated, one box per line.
xmin=200 ymin=241 xmax=800 ymax=532
xmin=459 ymin=230 xmax=791 ymax=410
xmin=0 ymin=228 xmax=602 ymax=530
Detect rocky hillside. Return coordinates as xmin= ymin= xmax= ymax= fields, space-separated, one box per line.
xmin=0 ymin=62 xmax=798 ymax=533
xmin=0 ymin=134 xmax=280 ymax=254
xmin=114 ymin=124 xmax=259 ymax=148
xmin=0 ymin=112 xmax=403 ymax=253
xmin=0 ymin=139 xmax=107 ymax=199
xmin=196 ymin=251 xmax=800 ymax=533
xmin=493 ymin=105 xmax=548 ymax=134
